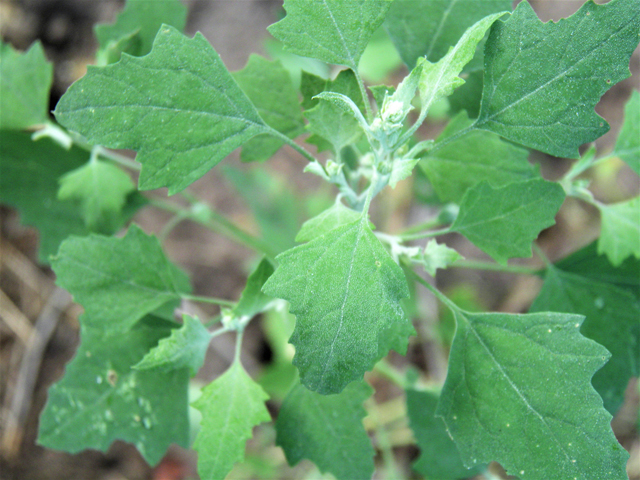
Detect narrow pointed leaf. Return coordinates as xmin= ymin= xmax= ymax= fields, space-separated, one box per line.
xmin=384 ymin=0 xmax=511 ymax=68
xmin=95 ymin=0 xmax=187 ymax=62
xmin=52 ymin=225 xmax=190 ymax=333
xmin=296 ymin=200 xmax=362 ymax=242
xmin=476 ymin=0 xmax=640 ymax=158
xmin=451 ymin=179 xmax=565 ymax=264
xmin=438 ymin=309 xmax=629 ymax=479
xmin=263 ymin=217 xmax=414 ymax=394
xmin=0 ymin=41 xmax=52 ymax=129
xmin=54 ymin=25 xmax=269 ymax=194
xmin=406 ymin=389 xmax=483 ymax=479
xmin=134 ymin=314 xmax=211 ymax=376
xmin=613 ymin=90 xmax=640 ymax=175
xmin=192 ymin=360 xmax=270 ymax=480
xmin=38 ymin=317 xmax=190 ymax=466
xmin=232 ymin=55 xmax=305 ymax=162
xmin=57 ymin=159 xmax=135 ymax=230
xmin=268 ymin=0 xmax=393 ymax=70
xmin=421 ymin=111 xmax=539 ymax=203
xmin=531 ymin=267 xmax=640 ymax=415
xmin=276 ymin=381 xmax=374 ymax=480
xmin=597 ymin=196 xmax=640 ymax=266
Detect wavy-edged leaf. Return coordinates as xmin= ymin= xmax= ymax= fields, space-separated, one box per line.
xmin=295 ymin=200 xmax=362 ymax=242
xmin=438 ymin=308 xmax=629 ymax=479
xmin=38 ymin=316 xmax=190 ymax=465
xmin=232 ymin=55 xmax=305 ymax=162
xmin=597 ymin=196 xmax=640 ymax=266
xmin=0 ymin=40 xmax=52 ymax=129
xmin=268 ymin=0 xmax=393 ymax=71
xmin=263 ymin=216 xmax=414 ymax=394
xmin=384 ymin=0 xmax=511 ymax=68
xmin=192 ymin=360 xmax=270 ymax=480
xmin=52 ymin=225 xmax=190 ymax=333
xmin=531 ymin=266 xmax=640 ymax=415
xmin=451 ymin=179 xmax=565 ymax=264
xmin=613 ymin=90 xmax=640 ymax=175
xmin=276 ymin=381 xmax=374 ymax=480
xmin=476 ymin=0 xmax=640 ymax=158
xmin=54 ymin=25 xmax=270 ymax=194
xmin=421 ymin=111 xmax=539 ymax=202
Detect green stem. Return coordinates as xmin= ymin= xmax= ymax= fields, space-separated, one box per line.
xmin=267 ymin=127 xmax=318 ymax=163
xmin=399 ymin=227 xmax=452 ymax=241
xmin=373 ymin=359 xmax=407 ymax=389
xmin=404 ymin=266 xmax=457 ymax=311
xmin=204 ymin=315 xmax=222 ymax=328
xmin=450 ymin=259 xmax=540 ymax=275
xmin=210 ymin=326 xmax=231 ymax=339
xmin=180 ymin=294 xmax=236 ymax=308
xmin=158 ymin=213 xmax=187 ymax=242
xmin=354 ymin=69 xmax=373 ymax=122
xmin=400 ymin=217 xmax=447 ymax=236
xmin=234 ymin=328 xmax=245 ymax=363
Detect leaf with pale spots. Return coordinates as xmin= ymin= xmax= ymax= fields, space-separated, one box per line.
xmin=38 ymin=316 xmax=190 ymax=465
xmin=263 ymin=216 xmax=414 ymax=394
xmin=437 ymin=307 xmax=629 ymax=479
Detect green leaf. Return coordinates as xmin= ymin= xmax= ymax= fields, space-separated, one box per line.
xmin=0 ymin=40 xmax=53 ymax=129
xmin=192 ymin=360 xmax=270 ymax=480
xmin=52 ymin=225 xmax=190 ymax=333
xmin=419 ymin=240 xmax=462 ymax=276
xmin=276 ymin=381 xmax=374 ymax=480
xmin=232 ymin=55 xmax=305 ymax=162
xmin=418 ymin=12 xmax=506 ymax=112
xmin=38 ymin=316 xmax=190 ymax=465
xmin=451 ymin=179 xmax=565 ymax=264
xmin=406 ymin=389 xmax=483 ymax=479
xmin=95 ymin=0 xmax=187 ymax=62
xmin=234 ymin=258 xmax=276 ymax=319
xmin=295 ymin=200 xmax=362 ymax=243
xmin=530 ymin=267 xmax=640 ymax=416
xmin=54 ymin=25 xmax=269 ymax=194
xmin=263 ymin=217 xmax=414 ymax=394
xmin=476 ymin=0 xmax=640 ymax=158
xmin=422 ymin=111 xmax=539 ymax=203
xmin=438 ymin=308 xmax=629 ymax=479
xmin=268 ymin=0 xmax=393 ymax=71
xmin=134 ymin=314 xmax=211 ymax=376
xmin=358 ymin=26 xmax=402 ymax=83
xmin=613 ymin=90 xmax=640 ymax=175
xmin=597 ymin=196 xmax=640 ymax=266
xmin=448 ymin=69 xmax=484 ymax=118
xmin=57 ymin=158 xmax=135 ymax=230
xmin=384 ymin=0 xmax=511 ymax=68
xmin=305 ymin=69 xmax=365 ymax=153
xmin=0 ymin=132 xmax=143 ymax=263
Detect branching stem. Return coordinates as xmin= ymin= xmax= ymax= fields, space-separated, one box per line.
xmin=180 ymin=294 xmax=236 ymax=308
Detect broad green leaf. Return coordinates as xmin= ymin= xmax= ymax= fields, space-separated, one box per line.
xmin=476 ymin=0 xmax=640 ymax=158
xmin=95 ymin=0 xmax=187 ymax=62
xmin=421 ymin=111 xmax=539 ymax=202
xmin=448 ymin=69 xmax=484 ymax=118
xmin=295 ymin=200 xmax=362 ymax=242
xmin=276 ymin=381 xmax=374 ymax=480
xmin=57 ymin=158 xmax=135 ymax=230
xmin=384 ymin=0 xmax=511 ymax=68
xmin=234 ymin=258 xmax=276 ymax=319
xmin=223 ymin=166 xmax=299 ymax=253
xmin=554 ymin=241 xmax=640 ymax=297
xmin=438 ymin=308 xmax=629 ymax=479
xmin=418 ymin=13 xmax=506 ymax=112
xmin=38 ymin=316 xmax=190 ymax=465
xmin=451 ymin=179 xmax=565 ymax=264
xmin=232 ymin=55 xmax=305 ymax=162
xmin=406 ymin=389 xmax=483 ymax=479
xmin=420 ymin=240 xmax=462 ymax=276
xmin=52 ymin=225 xmax=190 ymax=333
xmin=54 ymin=25 xmax=269 ymax=194
xmin=613 ymin=90 xmax=640 ymax=175
xmin=597 ymin=196 xmax=640 ymax=266
xmin=305 ymin=69 xmax=365 ymax=153
xmin=263 ymin=216 xmax=414 ymax=394
xmin=134 ymin=314 xmax=211 ymax=376
xmin=0 ymin=41 xmax=52 ymax=129
xmin=268 ymin=0 xmax=393 ymax=71
xmin=530 ymin=267 xmax=640 ymax=416
xmin=300 ymin=70 xmax=329 ymax=110
xmin=0 ymin=132 xmax=143 ymax=263
xmin=264 ymin=39 xmax=330 ymax=90
xmin=192 ymin=360 xmax=270 ymax=480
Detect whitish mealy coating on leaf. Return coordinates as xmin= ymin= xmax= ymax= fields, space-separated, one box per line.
xmin=263 ymin=217 xmax=414 ymax=394
xmin=438 ymin=309 xmax=629 ymax=479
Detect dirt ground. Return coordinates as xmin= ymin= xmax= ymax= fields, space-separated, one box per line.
xmin=0 ymin=1 xmax=638 ymax=479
